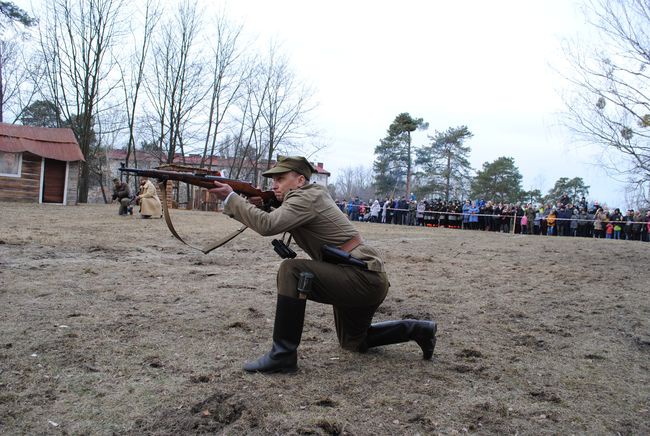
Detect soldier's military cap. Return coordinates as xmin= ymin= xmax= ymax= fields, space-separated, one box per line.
xmin=262 ymin=156 xmax=316 ymax=179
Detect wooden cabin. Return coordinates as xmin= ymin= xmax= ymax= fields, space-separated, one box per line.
xmin=0 ymin=123 xmax=84 ymax=205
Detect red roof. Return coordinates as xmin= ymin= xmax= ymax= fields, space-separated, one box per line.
xmin=313 ymin=162 xmax=330 ymax=176
xmin=0 ymin=123 xmax=84 ymax=162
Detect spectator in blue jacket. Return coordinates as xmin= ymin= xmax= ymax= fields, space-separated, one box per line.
xmin=469 ymin=201 xmax=480 ymax=230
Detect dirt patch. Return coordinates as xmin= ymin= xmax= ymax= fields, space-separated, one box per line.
xmin=1 ymin=202 xmax=649 ymax=434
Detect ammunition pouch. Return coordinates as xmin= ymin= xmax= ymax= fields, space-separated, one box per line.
xmin=297 ymin=272 xmax=314 ymax=298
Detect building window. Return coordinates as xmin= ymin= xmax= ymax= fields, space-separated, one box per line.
xmin=0 ymin=151 xmax=22 ymax=177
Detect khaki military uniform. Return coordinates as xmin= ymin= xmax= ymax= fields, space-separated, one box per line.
xmin=139 ymin=180 xmax=162 ymax=218
xmin=224 ymin=183 xmax=389 ymax=350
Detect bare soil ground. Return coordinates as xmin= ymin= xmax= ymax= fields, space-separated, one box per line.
xmin=1 ymin=202 xmax=649 ymax=435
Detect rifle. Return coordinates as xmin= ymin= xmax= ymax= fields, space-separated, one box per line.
xmin=119 ymin=167 xmax=280 ymax=210
xmin=118 ymin=167 xmax=280 ymax=253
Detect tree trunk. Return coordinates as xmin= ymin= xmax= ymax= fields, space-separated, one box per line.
xmin=78 ymin=161 xmax=89 ymax=203
xmin=0 ymin=44 xmax=4 ymax=123
xmin=445 ymin=152 xmax=452 ymax=202
xmin=405 ymin=131 xmax=412 ymax=196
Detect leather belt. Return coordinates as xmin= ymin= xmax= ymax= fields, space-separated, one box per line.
xmin=339 ymin=234 xmax=363 ymax=253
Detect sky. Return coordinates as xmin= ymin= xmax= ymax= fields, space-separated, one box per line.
xmin=214 ymin=0 xmax=629 ymax=207
xmin=11 ymin=0 xmax=629 ymax=207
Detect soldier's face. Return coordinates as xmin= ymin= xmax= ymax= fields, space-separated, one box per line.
xmin=271 ymin=171 xmax=306 ymax=200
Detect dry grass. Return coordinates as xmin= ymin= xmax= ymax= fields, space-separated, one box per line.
xmin=1 ymin=202 xmax=649 ymax=435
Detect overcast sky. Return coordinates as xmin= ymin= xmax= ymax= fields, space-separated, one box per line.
xmin=216 ymin=0 xmax=630 ymax=206
xmin=13 ymin=0 xmax=627 ymax=206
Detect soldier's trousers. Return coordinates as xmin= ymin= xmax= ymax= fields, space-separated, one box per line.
xmin=118 ymin=198 xmax=130 ymax=215
xmin=276 ymin=259 xmax=389 ymax=351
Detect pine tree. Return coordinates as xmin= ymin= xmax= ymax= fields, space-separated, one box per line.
xmin=470 ymin=156 xmax=523 ymax=203
xmin=416 ymin=125 xmax=473 ymax=202
xmin=373 ymin=113 xmax=427 ymax=197
xmin=546 ymin=177 xmax=590 ymax=204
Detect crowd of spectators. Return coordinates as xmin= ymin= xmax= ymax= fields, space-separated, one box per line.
xmin=335 ymin=193 xmax=650 ymax=242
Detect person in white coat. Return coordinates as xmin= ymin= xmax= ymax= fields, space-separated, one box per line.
xmin=136 ymin=176 xmax=162 ymax=219
xmin=370 ymin=199 xmax=380 ymax=223
xmin=381 ymin=199 xmax=389 ymax=223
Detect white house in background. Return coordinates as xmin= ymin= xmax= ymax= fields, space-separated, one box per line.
xmin=311 ymin=162 xmax=330 ymax=186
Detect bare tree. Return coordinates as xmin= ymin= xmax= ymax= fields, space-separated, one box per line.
xmin=335 ymin=165 xmax=374 ymax=201
xmin=201 ymin=13 xmax=247 ymax=171
xmin=91 ymin=107 xmax=124 ymax=203
xmin=117 ymin=0 xmax=161 ymax=170
xmin=144 ymin=0 xmax=206 ymax=166
xmin=561 ymin=0 xmax=650 ymax=206
xmin=258 ymin=44 xmax=316 ymax=177
xmin=0 ymin=1 xmax=37 ymax=123
xmin=335 ymin=166 xmax=356 ymax=200
xmin=226 ymin=59 xmax=271 ymax=183
xmin=0 ymin=38 xmax=40 ymax=123
xmin=38 ymin=0 xmax=125 ymax=203
xmin=222 ymin=44 xmax=318 ymax=188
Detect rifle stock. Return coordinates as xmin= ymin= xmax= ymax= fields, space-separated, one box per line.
xmin=119 ymin=167 xmax=281 ymax=209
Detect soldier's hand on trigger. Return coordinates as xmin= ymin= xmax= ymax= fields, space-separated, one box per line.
xmin=248 ymin=196 xmax=264 ymax=208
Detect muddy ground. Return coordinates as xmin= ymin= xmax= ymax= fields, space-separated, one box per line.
xmin=0 ymin=202 xmax=648 ymax=435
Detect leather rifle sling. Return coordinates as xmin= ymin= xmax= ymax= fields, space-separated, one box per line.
xmin=160 ymin=180 xmax=247 ymax=254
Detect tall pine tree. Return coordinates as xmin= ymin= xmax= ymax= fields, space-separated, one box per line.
xmin=470 ymin=156 xmax=523 ymax=203
xmin=373 ymin=113 xmax=427 ymax=197
xmin=416 ymin=125 xmax=473 ymax=201
xmin=546 ymin=177 xmax=590 ymax=204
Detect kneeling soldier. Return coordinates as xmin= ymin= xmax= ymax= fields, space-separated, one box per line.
xmin=210 ymin=156 xmax=437 ymax=373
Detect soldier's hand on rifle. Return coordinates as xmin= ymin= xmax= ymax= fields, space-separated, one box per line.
xmin=209 ymin=180 xmax=234 ymax=201
xmin=248 ymin=196 xmax=264 ymax=207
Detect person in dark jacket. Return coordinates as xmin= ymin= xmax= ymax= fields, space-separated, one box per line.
xmin=630 ymin=210 xmax=643 ymax=241
xmin=111 ymin=178 xmax=131 ymax=216
xmin=557 ymin=206 xmax=571 ymax=236
xmin=624 ymin=209 xmax=635 ymax=240
xmin=525 ymin=204 xmax=536 ymax=235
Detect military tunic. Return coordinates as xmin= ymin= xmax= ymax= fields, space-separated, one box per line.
xmin=223 ymin=183 xmax=390 ymax=350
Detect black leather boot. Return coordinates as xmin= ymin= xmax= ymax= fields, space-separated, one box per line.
xmin=243 ymin=295 xmax=306 ymax=373
xmin=364 ymin=320 xmax=437 ymax=360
